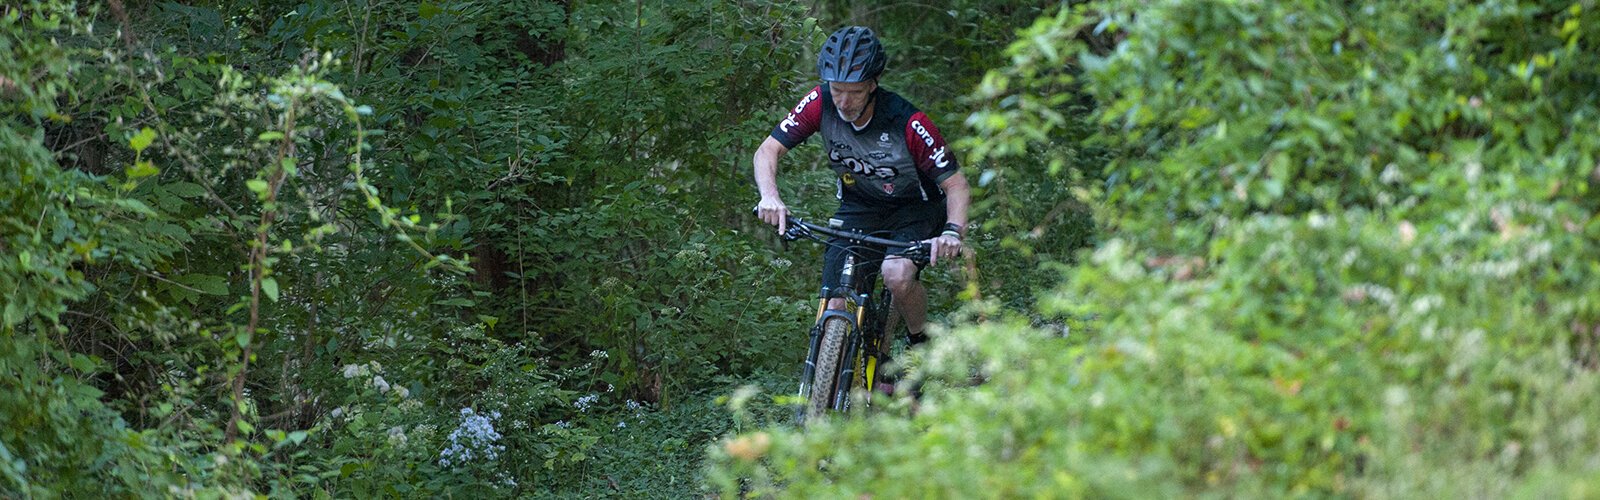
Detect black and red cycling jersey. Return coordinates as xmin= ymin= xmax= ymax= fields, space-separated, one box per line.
xmin=769 ymin=85 xmax=961 ymax=206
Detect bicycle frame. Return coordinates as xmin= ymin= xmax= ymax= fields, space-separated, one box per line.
xmin=781 ymin=215 xmax=927 ymax=421
xmin=798 ymin=256 xmax=884 ymax=414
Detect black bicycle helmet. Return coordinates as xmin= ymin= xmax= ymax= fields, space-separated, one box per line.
xmin=817 ymin=26 xmax=886 ymax=83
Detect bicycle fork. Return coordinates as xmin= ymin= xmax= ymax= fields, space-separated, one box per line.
xmin=833 ymin=327 xmax=863 ymax=412
xmin=796 ymin=256 xmax=885 ymax=417
xmin=796 ymin=297 xmax=830 ymax=408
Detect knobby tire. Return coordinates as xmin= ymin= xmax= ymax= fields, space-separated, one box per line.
xmin=807 ymin=317 xmax=850 ymax=420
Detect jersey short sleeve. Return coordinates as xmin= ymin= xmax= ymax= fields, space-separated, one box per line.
xmin=904 ymin=111 xmax=960 ymax=183
xmin=769 ymin=86 xmax=824 ymax=149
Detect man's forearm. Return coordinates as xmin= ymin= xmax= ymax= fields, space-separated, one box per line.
xmin=940 ymin=172 xmax=971 ymax=234
xmin=753 ymin=137 xmax=788 ymax=200
xmin=753 ymin=159 xmax=780 ymax=200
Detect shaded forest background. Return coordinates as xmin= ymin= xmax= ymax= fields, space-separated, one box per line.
xmin=6 ymin=0 xmax=1600 ymax=497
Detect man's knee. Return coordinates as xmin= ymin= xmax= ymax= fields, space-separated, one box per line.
xmin=881 ymin=258 xmax=917 ymax=291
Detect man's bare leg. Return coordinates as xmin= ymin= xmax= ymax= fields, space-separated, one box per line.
xmin=881 ymin=257 xmax=927 ymax=340
xmin=878 ymin=256 xmax=927 ymax=399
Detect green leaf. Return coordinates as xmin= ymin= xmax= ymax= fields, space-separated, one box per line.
xmin=129 ymin=127 xmax=156 ymax=153
xmin=127 ymin=160 xmax=159 ymax=179
xmin=68 ymin=353 xmax=97 ymax=372
xmin=165 ymin=182 xmax=207 ymax=198
xmin=2 ymin=300 xmax=18 ymax=327
xmin=17 ymin=251 xmax=29 ymax=270
xmin=175 ymin=274 xmax=229 ymax=295
xmin=477 ymin=314 xmax=499 ymax=329
xmin=261 ymin=277 xmax=279 ymax=302
xmin=246 ymin=179 xmax=270 ymax=197
xmin=434 ymin=297 xmax=475 ymax=307
xmin=258 ymin=131 xmax=285 ymax=142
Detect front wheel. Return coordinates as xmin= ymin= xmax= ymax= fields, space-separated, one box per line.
xmin=805 ymin=317 xmax=850 ymax=420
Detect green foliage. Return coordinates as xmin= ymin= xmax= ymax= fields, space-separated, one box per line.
xmin=295 ymin=324 xmax=595 ymax=497
xmin=9 ymin=0 xmax=954 ymax=496
xmin=1075 ymin=0 xmax=1600 ymax=247
xmin=48 ymin=0 xmax=1598 ymax=496
xmin=514 ymin=191 xmax=801 ymax=403
xmin=708 ymin=0 xmax=1600 ymax=497
xmin=712 ymin=208 xmax=1600 ymax=496
xmin=0 ymin=4 xmax=191 ymax=496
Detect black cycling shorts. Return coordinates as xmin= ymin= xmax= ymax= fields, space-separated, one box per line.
xmin=819 ymin=196 xmax=946 ymax=295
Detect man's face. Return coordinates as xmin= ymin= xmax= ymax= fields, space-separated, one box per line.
xmin=828 ymin=80 xmax=876 ymax=122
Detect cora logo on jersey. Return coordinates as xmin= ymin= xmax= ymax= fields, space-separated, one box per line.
xmin=779 ymin=89 xmax=821 ymax=133
xmin=911 ymin=120 xmax=950 ymax=169
xmin=910 ymin=119 xmax=935 ymax=146
xmin=829 ymin=148 xmax=897 ymax=179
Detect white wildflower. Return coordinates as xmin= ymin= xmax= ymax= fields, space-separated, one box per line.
xmin=438 ymin=408 xmax=506 ymax=469
xmin=341 ymin=364 xmax=362 ymax=379
xmin=589 ymin=349 xmax=609 ymax=359
xmin=394 ymin=385 xmax=410 ymax=399
xmin=575 ymin=394 xmax=599 ymax=413
xmin=387 ymin=426 xmax=408 ymax=448
xmin=373 ymin=375 xmax=391 ymax=393
xmin=674 ymin=243 xmax=710 ymax=262
xmin=412 ymin=424 xmax=437 ymax=440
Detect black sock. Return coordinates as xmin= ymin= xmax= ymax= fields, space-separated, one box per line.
xmin=907 ymin=329 xmax=929 ymax=346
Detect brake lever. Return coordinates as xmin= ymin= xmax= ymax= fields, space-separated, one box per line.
xmin=904 ymin=241 xmax=933 ymax=266
xmin=781 ymin=224 xmax=811 ymax=242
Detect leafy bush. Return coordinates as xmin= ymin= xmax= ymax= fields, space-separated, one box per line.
xmin=707 ymin=0 xmax=1600 ymax=497
xmin=711 ymin=208 xmax=1600 ymax=497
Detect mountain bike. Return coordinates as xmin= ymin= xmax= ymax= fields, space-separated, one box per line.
xmin=777 ymin=215 xmax=930 ymax=424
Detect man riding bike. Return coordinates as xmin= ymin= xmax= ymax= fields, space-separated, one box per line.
xmin=753 ymin=26 xmax=971 ymax=392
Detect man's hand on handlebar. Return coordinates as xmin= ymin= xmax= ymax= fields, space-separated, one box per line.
xmin=928 ymin=233 xmax=962 ymax=265
xmin=755 ymin=197 xmax=789 ymax=234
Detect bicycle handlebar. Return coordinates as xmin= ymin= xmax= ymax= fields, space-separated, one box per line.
xmin=751 ymin=208 xmax=932 ymax=263
xmin=789 ymin=216 xmax=920 ymax=247
xmin=775 ymin=215 xmax=932 ymax=265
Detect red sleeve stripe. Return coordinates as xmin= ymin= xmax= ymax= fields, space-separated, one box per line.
xmin=905 ymin=111 xmax=955 ymax=175
xmin=772 ymin=86 xmax=823 ymax=148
